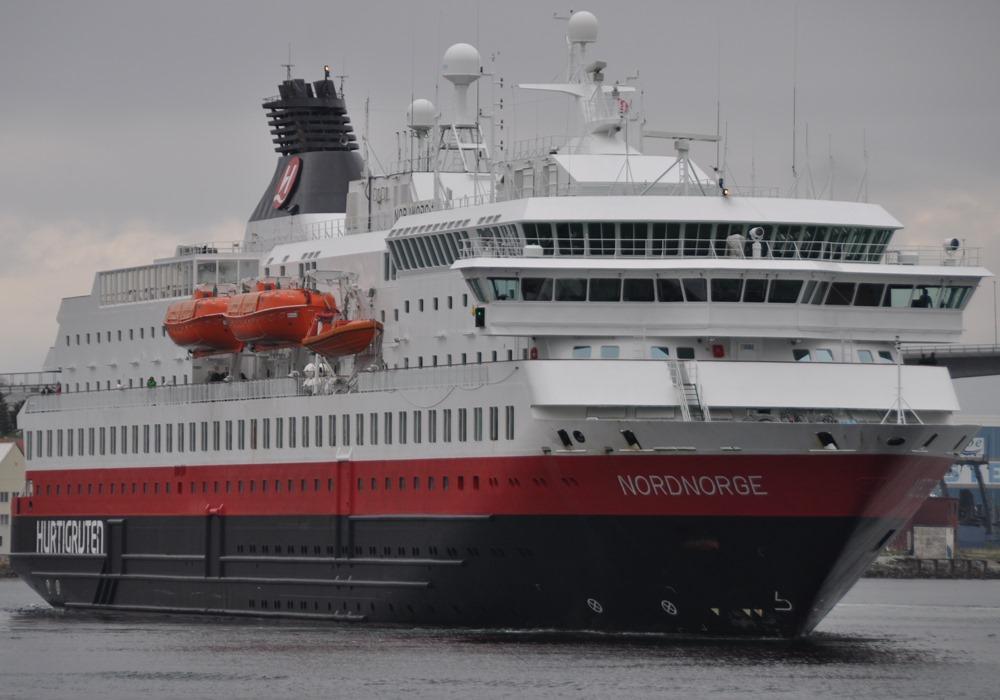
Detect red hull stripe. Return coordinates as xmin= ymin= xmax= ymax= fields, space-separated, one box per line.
xmin=13 ymin=453 xmax=950 ymax=520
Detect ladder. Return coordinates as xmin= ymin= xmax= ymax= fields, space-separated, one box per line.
xmin=669 ymin=360 xmax=711 ymax=422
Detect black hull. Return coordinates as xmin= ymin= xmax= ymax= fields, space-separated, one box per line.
xmin=10 ymin=513 xmax=898 ymax=637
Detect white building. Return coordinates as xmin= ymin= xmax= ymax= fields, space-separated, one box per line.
xmin=0 ymin=441 xmax=26 ymax=555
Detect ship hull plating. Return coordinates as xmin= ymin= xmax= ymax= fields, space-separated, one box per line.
xmin=12 ymin=512 xmax=901 ymax=637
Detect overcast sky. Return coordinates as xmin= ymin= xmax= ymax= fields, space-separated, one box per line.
xmin=1 ymin=0 xmax=999 ymax=371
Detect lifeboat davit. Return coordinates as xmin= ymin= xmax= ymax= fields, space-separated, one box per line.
xmin=302 ymin=319 xmax=383 ymax=358
xmin=225 ymin=282 xmax=337 ymax=351
xmin=164 ymin=287 xmax=243 ymax=356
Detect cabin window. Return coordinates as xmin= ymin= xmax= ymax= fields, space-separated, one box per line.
xmin=600 ymin=345 xmax=620 ymax=359
xmin=589 ymin=278 xmax=621 ymax=302
xmin=398 ymin=411 xmax=407 ymax=444
xmin=413 ymin=410 xmax=422 ymax=443
xmin=301 ymin=416 xmax=309 ymax=448
xmin=473 ymin=408 xmax=483 ymax=441
xmin=650 ymin=346 xmax=670 ymax=359
xmin=676 ymin=347 xmax=695 ymax=360
xmin=858 ymin=350 xmax=874 ymax=363
xmin=572 ymin=345 xmax=592 ymax=359
xmin=711 ymin=278 xmax=742 ymax=302
xmin=443 ymin=408 xmax=453 ymax=442
xmin=815 ymin=348 xmax=834 ymax=362
xmin=370 ymin=412 xmax=378 ymax=445
xmin=288 ymin=417 xmax=296 ymax=448
xmin=458 ymin=408 xmax=468 ymax=442
xmin=384 ymin=412 xmax=393 ymax=444
xmin=878 ymin=350 xmax=894 ymax=363
xmin=793 ymin=349 xmax=811 ymax=362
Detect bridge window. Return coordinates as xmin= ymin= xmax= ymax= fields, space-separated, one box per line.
xmin=768 ymin=279 xmax=803 ymax=303
xmin=489 ymin=278 xmax=519 ymax=301
xmin=623 ymin=278 xmax=654 ymax=302
xmin=657 ymin=278 xmax=684 ymax=302
xmin=854 ymin=283 xmax=884 ymax=307
xmin=522 ymin=222 xmax=554 ymax=255
xmin=589 ymin=278 xmax=621 ymax=302
xmin=587 ymin=222 xmax=616 ymax=256
xmin=825 ymin=282 xmax=856 ymax=306
xmin=711 ymin=278 xmax=742 ymax=302
xmin=556 ymin=223 xmax=585 ymax=255
xmin=619 ymin=223 xmax=648 ymax=255
xmin=555 ymin=279 xmax=587 ymax=301
xmin=743 ymin=279 xmax=768 ymax=302
xmin=521 ymin=278 xmax=553 ymax=301
xmin=682 ymin=278 xmax=707 ymax=302
xmin=940 ymin=286 xmax=973 ymax=309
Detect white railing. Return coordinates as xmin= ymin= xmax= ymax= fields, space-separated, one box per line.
xmin=23 ymin=378 xmax=303 ymax=414
xmin=355 ymin=363 xmax=490 ymax=393
xmin=457 ymin=238 xmax=982 ymax=267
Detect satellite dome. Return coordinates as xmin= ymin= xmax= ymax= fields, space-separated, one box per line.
xmin=407 ymin=98 xmax=436 ymax=131
xmin=442 ymin=43 xmax=481 ymax=85
xmin=568 ymin=11 xmax=599 ymax=44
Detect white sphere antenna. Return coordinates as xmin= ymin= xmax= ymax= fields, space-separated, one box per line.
xmin=407 ymin=98 xmax=436 ymax=133
xmin=568 ymin=10 xmax=599 ymax=45
xmin=943 ymin=237 xmax=961 ymax=253
xmin=441 ymin=43 xmax=481 ymax=124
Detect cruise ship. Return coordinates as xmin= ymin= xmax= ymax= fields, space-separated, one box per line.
xmin=8 ymin=12 xmax=989 ymax=636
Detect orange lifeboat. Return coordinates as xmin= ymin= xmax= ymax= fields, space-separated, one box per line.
xmin=302 ymin=319 xmax=383 ymax=358
xmin=225 ymin=282 xmax=337 ymax=351
xmin=164 ymin=287 xmax=243 ymax=356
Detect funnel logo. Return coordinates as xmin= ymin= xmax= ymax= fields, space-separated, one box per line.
xmin=272 ymin=156 xmax=302 ymax=209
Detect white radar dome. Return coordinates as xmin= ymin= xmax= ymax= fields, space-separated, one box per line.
xmin=407 ymin=98 xmax=436 ymax=131
xmin=442 ymin=43 xmax=481 ymax=85
xmin=568 ymin=11 xmax=599 ymax=44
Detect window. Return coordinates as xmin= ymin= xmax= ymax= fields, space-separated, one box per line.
xmin=489 ymin=278 xmax=519 ymax=301
xmin=473 ymin=407 xmax=483 ymax=441
xmin=342 ymin=414 xmax=351 ymax=446
xmin=600 ymin=345 xmax=620 ymax=359
xmin=809 ymin=281 xmax=829 ymax=304
xmin=878 ymin=350 xmax=894 ymax=363
xmin=288 ymin=417 xmax=296 ymax=448
xmin=302 ymin=416 xmax=309 ymax=448
xmin=743 ymin=279 xmax=768 ymax=303
xmin=443 ymin=409 xmax=452 ymax=442
xmin=858 ymin=350 xmax=874 ymax=363
xmin=201 ymin=421 xmax=209 ymax=451
xmin=328 ymin=415 xmax=336 ymax=446
xmin=505 ymin=405 xmax=515 ymax=440
xmin=384 ymin=412 xmax=393 ymax=444
xmin=555 ymin=278 xmax=587 ymax=301
xmin=225 ymin=420 xmax=233 ymax=450
xmin=854 ymin=283 xmax=884 ymax=307
xmin=428 ymin=410 xmax=437 ymax=442
xmin=587 ymin=222 xmax=616 ymax=256
xmin=656 ymin=278 xmax=684 ymax=302
xmin=711 ymin=278 xmax=742 ymax=302
xmin=398 ymin=411 xmax=407 ymax=444
xmin=458 ymin=408 xmax=468 ymax=442
xmin=768 ymin=279 xmax=804 ymax=303
xmin=212 ymin=421 xmax=220 ymax=451
xmin=250 ymin=419 xmax=258 ymax=450
xmin=413 ymin=410 xmax=422 ymax=443
xmin=153 ymin=424 xmax=160 ymax=453
xmin=622 ymin=278 xmax=654 ymax=302
xmin=276 ymin=417 xmax=284 ymax=448
xmin=142 ymin=425 xmax=149 ymax=454
xmin=521 ymin=278 xmax=553 ymax=301
xmin=793 ymin=349 xmax=811 ymax=362
xmin=489 ymin=406 xmax=499 ymax=441
xmin=825 ymin=282 xmax=856 ymax=306
xmin=188 ymin=422 xmax=195 ymax=452
xmin=650 ymin=346 xmax=670 ymax=359
xmin=676 ymin=347 xmax=695 ymax=360
xmin=262 ymin=418 xmax=270 ymax=449
xmin=589 ymin=278 xmax=621 ymax=302
xmin=238 ymin=420 xmax=245 ymax=449
xmin=815 ymin=348 xmax=834 ymax=362
xmin=572 ymin=345 xmax=592 ymax=359
xmin=370 ymin=412 xmax=378 ymax=445
xmin=356 ymin=413 xmax=365 ymax=446
xmin=314 ymin=416 xmax=322 ymax=447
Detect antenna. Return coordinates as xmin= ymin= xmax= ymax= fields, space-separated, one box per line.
xmin=282 ymin=44 xmax=294 ymax=81
xmin=791 ymin=2 xmax=799 ymax=196
xmin=857 ymin=129 xmax=870 ymax=202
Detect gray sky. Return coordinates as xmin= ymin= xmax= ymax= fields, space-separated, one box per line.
xmin=2 ymin=0 xmax=999 ymax=370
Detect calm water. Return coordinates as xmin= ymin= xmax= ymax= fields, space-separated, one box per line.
xmin=1 ymin=577 xmax=998 ymax=699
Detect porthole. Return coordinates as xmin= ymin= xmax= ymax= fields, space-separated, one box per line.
xmin=572 ymin=430 xmax=585 ymax=444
